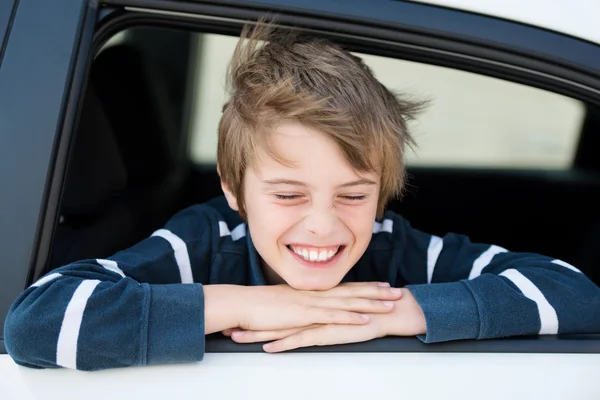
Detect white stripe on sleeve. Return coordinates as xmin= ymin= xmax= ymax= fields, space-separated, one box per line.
xmin=56 ymin=279 xmax=101 ymax=369
xmin=31 ymin=272 xmax=62 ymax=288
xmin=468 ymin=245 xmax=508 ymax=279
xmin=219 ymin=221 xmax=230 ymax=237
xmin=552 ymin=259 xmax=581 ymax=273
xmin=373 ymin=219 xmax=393 ymax=234
xmin=219 ymin=221 xmax=246 ymax=241
xmin=499 ymin=269 xmax=559 ymax=335
xmin=426 ymin=235 xmax=443 ymax=284
xmin=96 ymin=259 xmax=125 ymax=278
xmin=231 ymin=223 xmax=246 ymax=241
xmin=151 ymin=229 xmax=194 ymax=284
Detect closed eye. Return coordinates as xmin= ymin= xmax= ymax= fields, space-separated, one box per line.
xmin=275 ymin=194 xmax=302 ymax=200
xmin=340 ymin=195 xmax=366 ymax=201
xmin=275 ymin=194 xmax=366 ymax=201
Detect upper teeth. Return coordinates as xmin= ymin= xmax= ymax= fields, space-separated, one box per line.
xmin=291 ymin=246 xmax=339 ymax=262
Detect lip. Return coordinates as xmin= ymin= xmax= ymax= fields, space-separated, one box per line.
xmin=286 ymin=245 xmax=345 ymax=268
xmin=287 ymin=243 xmax=343 ymax=250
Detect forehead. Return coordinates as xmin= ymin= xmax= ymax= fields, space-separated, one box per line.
xmin=250 ymin=122 xmax=380 ymax=182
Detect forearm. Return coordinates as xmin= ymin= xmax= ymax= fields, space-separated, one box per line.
xmin=203 ymin=284 xmax=245 ymax=334
xmin=4 ymin=264 xmax=208 ymax=370
xmin=406 ymin=264 xmax=600 ymax=343
xmin=393 ymin=215 xmax=600 ymax=341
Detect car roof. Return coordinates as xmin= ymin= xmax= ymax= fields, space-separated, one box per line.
xmin=411 ymin=0 xmax=600 ymax=45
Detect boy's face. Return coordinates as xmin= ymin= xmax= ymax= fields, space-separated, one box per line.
xmin=222 ymin=122 xmax=380 ymax=291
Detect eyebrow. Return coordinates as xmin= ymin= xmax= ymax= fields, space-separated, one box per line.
xmin=262 ymin=178 xmax=377 ymax=188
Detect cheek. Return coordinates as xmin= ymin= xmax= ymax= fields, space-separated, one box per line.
xmin=340 ymin=204 xmax=378 ymax=240
xmin=247 ymin=204 xmax=299 ymax=248
xmin=351 ymin=221 xmax=375 ymax=250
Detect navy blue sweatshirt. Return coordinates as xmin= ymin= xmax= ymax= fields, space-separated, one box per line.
xmin=4 ymin=196 xmax=600 ymax=371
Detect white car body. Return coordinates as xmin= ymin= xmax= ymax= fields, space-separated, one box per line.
xmin=2 ymin=1 xmax=599 ymax=399
xmin=3 ymin=352 xmax=600 ymax=400
xmin=415 ymin=0 xmax=600 ymax=44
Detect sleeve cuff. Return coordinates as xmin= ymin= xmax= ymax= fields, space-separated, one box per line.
xmin=145 ymin=283 xmax=205 ymax=365
xmin=405 ymin=281 xmax=481 ymax=343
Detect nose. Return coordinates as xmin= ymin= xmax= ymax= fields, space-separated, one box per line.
xmin=303 ymin=205 xmax=337 ymax=237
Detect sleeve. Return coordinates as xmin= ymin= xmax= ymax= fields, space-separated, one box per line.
xmin=389 ymin=213 xmax=600 ymax=343
xmin=3 ymin=204 xmax=217 ymax=371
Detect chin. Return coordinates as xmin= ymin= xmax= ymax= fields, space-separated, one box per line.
xmin=284 ymin=275 xmax=343 ymax=291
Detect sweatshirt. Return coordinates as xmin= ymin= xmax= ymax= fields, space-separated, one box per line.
xmin=4 ymin=195 xmax=600 ymax=371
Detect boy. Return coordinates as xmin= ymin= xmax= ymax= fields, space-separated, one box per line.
xmin=4 ymin=23 xmax=600 ymax=371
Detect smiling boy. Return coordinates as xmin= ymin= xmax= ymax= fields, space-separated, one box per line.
xmin=4 ymin=23 xmax=600 ymax=371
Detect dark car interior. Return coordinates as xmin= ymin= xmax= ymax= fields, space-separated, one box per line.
xmin=42 ymin=24 xmax=600 ymax=353
xmin=49 ymin=29 xmax=192 ymax=269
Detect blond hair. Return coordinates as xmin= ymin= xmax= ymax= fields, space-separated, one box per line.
xmin=217 ymin=22 xmax=424 ymax=219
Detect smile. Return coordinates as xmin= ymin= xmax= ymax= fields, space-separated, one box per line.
xmin=287 ymin=244 xmax=344 ymax=263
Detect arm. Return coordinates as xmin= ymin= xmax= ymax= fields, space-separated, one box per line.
xmin=3 ymin=204 xmax=229 ymax=371
xmin=390 ymin=213 xmax=600 ymax=342
xmin=4 ymin=202 xmax=385 ymax=369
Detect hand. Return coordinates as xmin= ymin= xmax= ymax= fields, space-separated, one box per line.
xmin=205 ymin=282 xmax=402 ymax=335
xmin=224 ymin=288 xmax=426 ymax=352
xmin=239 ymin=282 xmax=403 ymax=332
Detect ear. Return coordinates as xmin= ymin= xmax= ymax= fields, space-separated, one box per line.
xmin=218 ymin=166 xmax=240 ymax=211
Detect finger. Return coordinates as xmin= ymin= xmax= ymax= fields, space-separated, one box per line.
xmin=315 ymin=285 xmax=403 ymax=301
xmin=222 ymin=328 xmax=245 ymax=336
xmin=264 ymin=326 xmax=327 ymax=352
xmin=308 ymin=307 xmax=370 ymax=326
xmin=263 ymin=324 xmax=376 ymax=353
xmin=300 ymin=282 xmax=389 ymax=297
xmin=309 ymin=296 xmax=396 ymax=314
xmin=231 ymin=326 xmax=318 ymax=343
xmin=338 ymin=281 xmax=390 ymax=287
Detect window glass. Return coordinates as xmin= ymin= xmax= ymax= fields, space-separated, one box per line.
xmin=188 ymin=33 xmax=584 ymax=169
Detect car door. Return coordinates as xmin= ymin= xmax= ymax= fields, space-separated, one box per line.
xmin=0 ymin=0 xmax=16 ymax=64
xmin=0 ymin=0 xmax=94 ymax=354
xmin=1 ymin=1 xmax=600 ymax=399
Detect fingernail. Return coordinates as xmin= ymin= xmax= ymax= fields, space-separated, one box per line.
xmin=362 ymin=314 xmax=370 ymax=321
xmin=378 ymin=282 xmax=390 ymax=287
xmin=232 ymin=331 xmax=244 ymax=338
xmin=391 ymin=288 xmax=402 ymax=295
xmin=383 ymin=301 xmax=394 ymax=307
xmin=263 ymin=343 xmax=273 ymax=351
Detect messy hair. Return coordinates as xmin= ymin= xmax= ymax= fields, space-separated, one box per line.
xmin=217 ymin=21 xmax=424 ymax=219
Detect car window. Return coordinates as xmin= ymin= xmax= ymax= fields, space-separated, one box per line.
xmin=188 ymin=33 xmax=584 ymax=170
